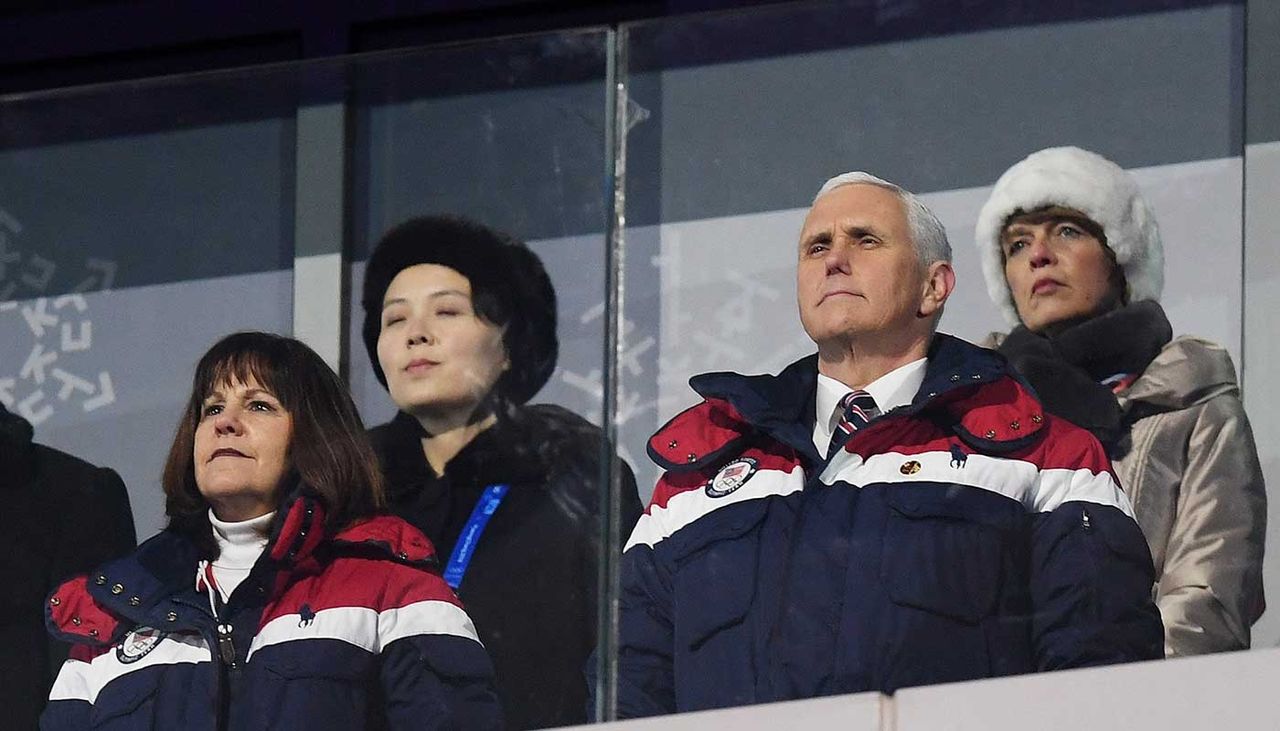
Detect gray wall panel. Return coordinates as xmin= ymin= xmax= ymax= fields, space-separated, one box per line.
xmin=0 ymin=119 xmax=295 ymax=295
xmin=1243 ymin=140 xmax=1280 ymax=648
xmin=627 ymin=6 xmax=1243 ymax=226
xmin=353 ymin=73 xmax=610 ymax=252
xmin=1247 ymin=0 xmax=1280 ymax=144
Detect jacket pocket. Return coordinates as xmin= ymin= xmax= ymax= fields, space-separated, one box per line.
xmin=880 ymin=488 xmax=1007 ymax=625
xmin=88 ymin=673 xmax=160 ymax=729
xmin=669 ymin=501 xmax=768 ymax=650
xmin=252 ymin=643 xmax=373 ymax=729
xmin=667 ymin=500 xmax=769 ymax=711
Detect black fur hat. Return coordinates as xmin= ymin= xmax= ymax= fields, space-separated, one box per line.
xmin=360 ymin=215 xmax=558 ymax=406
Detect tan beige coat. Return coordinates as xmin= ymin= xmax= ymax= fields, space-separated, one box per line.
xmin=1115 ymin=336 xmax=1266 ymax=656
xmin=986 ymin=334 xmax=1266 ymax=656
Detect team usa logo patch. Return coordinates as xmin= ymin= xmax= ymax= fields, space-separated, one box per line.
xmin=116 ymin=626 xmax=165 ymax=664
xmin=706 ymin=457 xmax=758 ymax=498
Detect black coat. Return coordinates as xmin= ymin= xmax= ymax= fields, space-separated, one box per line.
xmin=370 ymin=404 xmax=643 ymax=730
xmin=0 ymin=406 xmax=135 ymax=730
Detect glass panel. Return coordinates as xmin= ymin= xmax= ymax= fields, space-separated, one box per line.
xmin=4 ymin=1 xmax=1264 ymax=726
xmin=1243 ymin=0 xmax=1280 ymax=650
xmin=344 ymin=30 xmax=622 ymax=729
xmin=617 ymin=0 xmax=1246 ymax=719
xmin=0 ymin=66 xmax=303 ymax=731
xmin=0 ymin=68 xmax=300 ymax=542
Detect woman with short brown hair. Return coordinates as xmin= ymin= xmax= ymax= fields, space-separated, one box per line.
xmin=43 ymin=331 xmax=502 ymax=730
xmin=160 ymin=332 xmax=385 ymax=554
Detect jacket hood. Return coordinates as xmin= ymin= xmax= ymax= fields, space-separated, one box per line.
xmin=47 ymin=484 xmax=439 ymax=646
xmin=1119 ymin=336 xmax=1240 ymax=413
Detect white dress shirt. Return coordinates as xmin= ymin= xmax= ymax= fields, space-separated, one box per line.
xmin=811 ymin=358 xmax=928 ymax=456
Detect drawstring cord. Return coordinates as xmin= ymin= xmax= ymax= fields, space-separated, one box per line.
xmin=197 ymin=559 xmax=238 ymax=667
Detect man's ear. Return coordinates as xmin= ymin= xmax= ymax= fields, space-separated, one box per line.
xmin=918 ymin=261 xmax=956 ymax=319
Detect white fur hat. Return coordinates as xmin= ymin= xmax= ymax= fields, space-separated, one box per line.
xmin=974 ymin=146 xmax=1164 ymax=326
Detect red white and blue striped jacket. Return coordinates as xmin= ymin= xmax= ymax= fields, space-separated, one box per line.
xmin=611 ymin=335 xmax=1163 ymax=717
xmin=41 ymin=487 xmax=503 ymax=730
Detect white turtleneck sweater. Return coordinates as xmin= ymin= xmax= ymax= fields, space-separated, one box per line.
xmin=208 ymin=510 xmax=274 ymax=603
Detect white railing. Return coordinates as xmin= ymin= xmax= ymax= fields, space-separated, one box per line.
xmin=579 ymin=648 xmax=1280 ymax=730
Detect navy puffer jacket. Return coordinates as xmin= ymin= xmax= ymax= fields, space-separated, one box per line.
xmin=608 ymin=335 xmax=1163 ymax=716
xmin=41 ymin=488 xmax=503 ymax=730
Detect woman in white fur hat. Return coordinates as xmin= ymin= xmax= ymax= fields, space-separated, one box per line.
xmin=976 ymin=146 xmax=1266 ymax=657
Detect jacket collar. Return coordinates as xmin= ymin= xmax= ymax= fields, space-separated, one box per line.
xmin=379 ymin=409 xmax=547 ymax=501
xmin=648 ymin=334 xmax=1048 ymax=471
xmin=47 ymin=484 xmax=436 ymax=646
xmin=46 ymin=530 xmax=200 ymax=646
xmin=1118 ymin=336 xmax=1240 ymax=414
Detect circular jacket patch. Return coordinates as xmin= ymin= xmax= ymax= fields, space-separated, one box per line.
xmin=116 ymin=626 xmax=165 ymax=664
xmin=706 ymin=457 xmax=758 ymax=498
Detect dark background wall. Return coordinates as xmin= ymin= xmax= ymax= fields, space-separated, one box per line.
xmin=0 ymin=0 xmax=1237 ymax=97
xmin=0 ymin=0 xmax=779 ymax=94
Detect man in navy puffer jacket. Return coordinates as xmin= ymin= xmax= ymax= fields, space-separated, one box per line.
xmin=605 ymin=172 xmax=1163 ymax=717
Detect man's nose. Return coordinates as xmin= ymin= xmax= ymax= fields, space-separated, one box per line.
xmin=824 ymin=240 xmax=852 ymax=274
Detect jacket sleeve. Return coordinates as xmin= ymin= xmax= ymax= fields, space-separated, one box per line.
xmin=40 ymin=645 xmax=99 ymax=730
xmin=591 ymin=476 xmax=679 ymax=719
xmin=376 ymin=573 xmax=504 ymax=730
xmin=1029 ymin=427 xmax=1165 ymax=669
xmin=1156 ymin=395 xmax=1266 ymax=656
xmin=46 ymin=467 xmax=136 ymax=690
xmin=618 ymin=461 xmax=645 ymax=549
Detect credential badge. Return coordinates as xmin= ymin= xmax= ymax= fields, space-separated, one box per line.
xmin=706 ymin=457 xmax=758 ymax=498
xmin=116 ymin=626 xmax=165 ymax=664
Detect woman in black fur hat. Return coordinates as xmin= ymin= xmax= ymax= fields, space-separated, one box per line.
xmin=362 ymin=215 xmax=643 ymax=730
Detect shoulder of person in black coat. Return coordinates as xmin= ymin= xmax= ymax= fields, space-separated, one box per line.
xmin=512 ymin=403 xmax=645 ymax=544
xmin=0 ymin=405 xmax=137 ymax=571
xmin=370 ymin=404 xmax=644 ymax=542
xmin=33 ymin=444 xmax=138 ymax=574
xmin=0 ymin=404 xmax=137 ymax=720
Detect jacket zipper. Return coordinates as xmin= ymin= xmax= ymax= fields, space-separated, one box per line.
xmin=210 ymin=597 xmax=242 ymax=731
xmin=215 ymin=620 xmax=237 ymax=731
xmin=174 ymin=591 xmax=237 ymax=731
xmin=216 ymin=622 xmax=237 ymax=667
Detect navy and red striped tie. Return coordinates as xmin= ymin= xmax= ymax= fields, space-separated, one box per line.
xmin=827 ymin=389 xmax=879 ymax=459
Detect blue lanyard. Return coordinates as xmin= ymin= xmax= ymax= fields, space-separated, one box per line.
xmin=443 ymin=484 xmax=509 ymax=589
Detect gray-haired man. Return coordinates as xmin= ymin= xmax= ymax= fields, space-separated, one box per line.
xmin=605 ymin=172 xmax=1163 ymax=717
